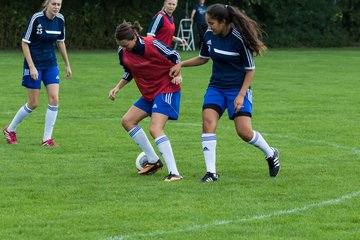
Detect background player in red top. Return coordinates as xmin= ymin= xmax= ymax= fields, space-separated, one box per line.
xmin=147 ymin=0 xmax=187 ymax=47
xmin=109 ymin=21 xmax=183 ymax=182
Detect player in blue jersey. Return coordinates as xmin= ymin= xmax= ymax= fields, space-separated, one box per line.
xmin=170 ymin=4 xmax=280 ymax=182
xmin=3 ymin=0 xmax=71 ymax=146
xmin=190 ymin=0 xmax=208 ymax=48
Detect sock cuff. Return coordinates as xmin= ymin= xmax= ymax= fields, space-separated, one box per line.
xmin=47 ymin=105 xmax=58 ymax=111
xmin=155 ymin=135 xmax=169 ymax=146
xmin=24 ymin=103 xmax=33 ymax=113
xmin=248 ymin=130 xmax=259 ymax=144
xmin=202 ymin=133 xmax=216 ymax=142
xmin=128 ymin=125 xmax=142 ymax=137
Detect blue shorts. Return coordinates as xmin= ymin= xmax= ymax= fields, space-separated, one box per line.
xmin=203 ymin=86 xmax=253 ymax=119
xmin=134 ymin=91 xmax=181 ymax=120
xmin=22 ymin=65 xmax=60 ymax=89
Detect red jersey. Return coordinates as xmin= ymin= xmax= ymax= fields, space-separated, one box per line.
xmin=122 ymin=37 xmax=180 ymax=101
xmin=154 ymin=11 xmax=175 ymax=46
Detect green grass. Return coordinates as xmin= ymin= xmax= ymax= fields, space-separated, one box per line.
xmin=1 ymin=48 xmax=360 ymax=240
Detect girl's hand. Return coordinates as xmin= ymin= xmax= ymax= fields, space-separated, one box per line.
xmin=234 ymin=94 xmax=245 ymax=113
xmin=29 ymin=66 xmax=38 ymax=80
xmin=65 ymin=66 xmax=72 ymax=79
xmin=108 ymin=87 xmax=119 ymax=101
xmin=171 ymin=75 xmax=182 ymax=85
xmin=169 ymin=63 xmax=181 ymax=77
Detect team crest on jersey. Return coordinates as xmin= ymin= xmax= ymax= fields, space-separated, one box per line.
xmin=36 ymin=24 xmax=43 ymax=34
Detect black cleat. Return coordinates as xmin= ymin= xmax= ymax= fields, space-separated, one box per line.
xmin=266 ymin=148 xmax=280 ymax=177
xmin=199 ymin=172 xmax=219 ymax=182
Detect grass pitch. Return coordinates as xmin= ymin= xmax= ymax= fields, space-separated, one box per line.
xmin=0 ymin=48 xmax=360 ymax=240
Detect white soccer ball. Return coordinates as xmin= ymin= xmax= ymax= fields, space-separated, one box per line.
xmin=135 ymin=152 xmax=149 ymax=170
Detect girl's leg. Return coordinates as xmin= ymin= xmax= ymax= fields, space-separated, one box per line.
xmin=234 ymin=116 xmax=273 ymax=157
xmin=122 ymin=105 xmax=160 ymax=163
xmin=43 ymin=83 xmax=59 ymax=142
xmin=201 ymin=108 xmax=219 ymax=175
xmin=8 ymin=88 xmax=39 ymax=131
xmin=149 ymin=113 xmax=180 ymax=176
xmin=4 ymin=88 xmax=38 ymax=144
xmin=234 ymin=116 xmax=280 ymax=177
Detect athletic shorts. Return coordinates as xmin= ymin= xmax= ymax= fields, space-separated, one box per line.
xmin=134 ymin=91 xmax=181 ymax=120
xmin=22 ymin=65 xmax=60 ymax=89
xmin=203 ymin=86 xmax=253 ymax=119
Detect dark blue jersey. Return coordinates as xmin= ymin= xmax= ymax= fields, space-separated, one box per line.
xmin=22 ymin=11 xmax=65 ymax=70
xmin=199 ymin=27 xmax=255 ymax=90
xmin=192 ymin=5 xmax=207 ymax=24
xmin=118 ymin=36 xmax=181 ymax=81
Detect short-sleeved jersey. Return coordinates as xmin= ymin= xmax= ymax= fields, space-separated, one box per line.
xmin=192 ymin=5 xmax=207 ymax=24
xmin=199 ymin=27 xmax=255 ymax=90
xmin=22 ymin=11 xmax=65 ymax=70
xmin=147 ymin=11 xmax=175 ymax=46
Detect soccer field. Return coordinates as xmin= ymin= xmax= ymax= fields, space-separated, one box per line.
xmin=1 ymin=49 xmax=359 ymax=240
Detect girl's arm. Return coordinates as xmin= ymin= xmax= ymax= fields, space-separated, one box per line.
xmin=234 ymin=70 xmax=254 ymax=112
xmin=108 ymin=79 xmax=129 ymax=101
xmin=21 ymin=41 xmax=38 ymax=80
xmin=57 ymin=41 xmax=72 ymax=79
xmin=169 ymin=56 xmax=209 ymax=77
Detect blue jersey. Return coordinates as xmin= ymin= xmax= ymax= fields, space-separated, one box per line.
xmin=118 ymin=36 xmax=181 ymax=82
xmin=199 ymin=27 xmax=255 ymax=90
xmin=22 ymin=11 xmax=65 ymax=70
xmin=192 ymin=5 xmax=207 ymax=24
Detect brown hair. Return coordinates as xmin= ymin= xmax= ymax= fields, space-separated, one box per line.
xmin=206 ymin=4 xmax=267 ymax=55
xmin=115 ymin=21 xmax=143 ymax=41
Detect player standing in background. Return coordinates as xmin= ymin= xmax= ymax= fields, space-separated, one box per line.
xmin=147 ymin=0 xmax=187 ymax=47
xmin=3 ymin=0 xmax=71 ymax=146
xmin=109 ymin=21 xmax=183 ymax=182
xmin=190 ymin=0 xmax=207 ymax=48
xmin=170 ymin=4 xmax=280 ymax=182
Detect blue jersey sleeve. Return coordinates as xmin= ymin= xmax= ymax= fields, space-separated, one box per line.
xmin=153 ymin=39 xmax=181 ymax=64
xmin=22 ymin=13 xmax=39 ymax=43
xmin=199 ymin=30 xmax=211 ymax=59
xmin=56 ymin=13 xmax=65 ymax=41
xmin=118 ymin=47 xmax=133 ymax=81
xmin=147 ymin=14 xmax=164 ymax=37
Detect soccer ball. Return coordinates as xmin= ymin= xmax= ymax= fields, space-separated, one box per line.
xmin=135 ymin=152 xmax=148 ymax=170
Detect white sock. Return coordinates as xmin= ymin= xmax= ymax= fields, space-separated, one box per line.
xmin=8 ymin=103 xmax=33 ymax=132
xmin=155 ymin=135 xmax=179 ymax=175
xmin=129 ymin=126 xmax=159 ymax=163
xmin=202 ymin=133 xmax=217 ymax=173
xmin=43 ymin=105 xmax=58 ymax=141
xmin=248 ymin=130 xmax=274 ymax=158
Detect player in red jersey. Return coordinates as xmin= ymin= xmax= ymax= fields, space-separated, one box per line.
xmin=109 ymin=21 xmax=183 ymax=182
xmin=147 ymin=0 xmax=187 ymax=47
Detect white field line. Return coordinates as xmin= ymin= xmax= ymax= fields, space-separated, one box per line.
xmin=104 ymin=190 xmax=360 ymax=240
xmin=103 ymin=121 xmax=359 ymax=240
